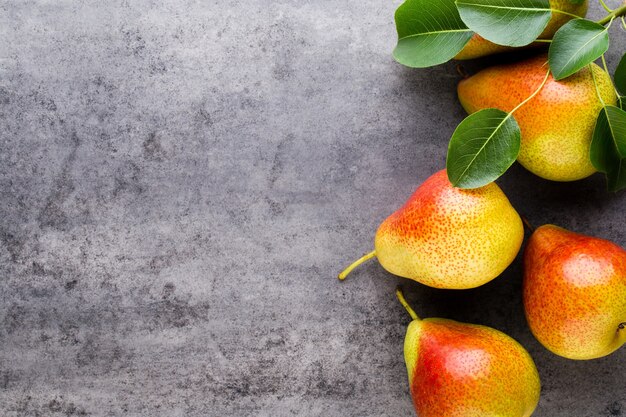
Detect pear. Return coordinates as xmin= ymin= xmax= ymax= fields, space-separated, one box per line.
xmin=524 ymin=225 xmax=626 ymax=360
xmin=339 ymin=169 xmax=523 ymax=289
xmin=455 ymin=0 xmax=588 ymax=60
xmin=458 ymin=54 xmax=617 ymax=182
xmin=396 ymin=288 xmax=541 ymax=417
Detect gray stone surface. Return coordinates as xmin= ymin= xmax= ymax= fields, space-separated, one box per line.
xmin=0 ymin=1 xmax=624 ymax=416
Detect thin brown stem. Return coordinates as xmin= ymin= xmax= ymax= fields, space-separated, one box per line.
xmin=456 ymin=64 xmax=470 ymax=79
xmin=521 ymin=216 xmax=535 ymax=233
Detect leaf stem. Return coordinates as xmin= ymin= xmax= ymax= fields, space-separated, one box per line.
xmin=607 ymin=16 xmax=616 ymax=30
xmin=597 ymin=4 xmax=626 ymax=26
xmin=508 ymin=68 xmax=551 ymax=118
xmin=533 ymin=39 xmax=552 ymax=43
xmin=590 ymin=63 xmax=606 ymax=107
xmin=396 ymin=287 xmax=420 ymax=321
xmin=601 ymin=54 xmax=620 ymax=99
xmin=551 ymin=9 xmax=584 ymax=19
xmin=598 ymin=0 xmax=612 ymax=14
xmin=338 ymin=250 xmax=376 ymax=280
xmin=600 ymin=54 xmax=610 ymax=75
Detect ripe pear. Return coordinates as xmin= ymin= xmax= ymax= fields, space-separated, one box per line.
xmin=458 ymin=54 xmax=617 ymax=182
xmin=339 ymin=169 xmax=523 ymax=289
xmin=396 ymin=288 xmax=541 ymax=417
xmin=455 ymin=0 xmax=588 ymax=60
xmin=524 ymin=225 xmax=626 ymax=360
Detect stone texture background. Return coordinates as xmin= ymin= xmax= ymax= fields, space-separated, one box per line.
xmin=0 ymin=1 xmax=624 ymax=416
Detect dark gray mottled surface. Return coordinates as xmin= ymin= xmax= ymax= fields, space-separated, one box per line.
xmin=0 ymin=1 xmax=624 ymax=416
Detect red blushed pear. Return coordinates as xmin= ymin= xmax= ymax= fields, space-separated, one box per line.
xmin=338 ymin=169 xmax=523 ymax=289
xmin=524 ymin=225 xmax=626 ymax=360
xmin=396 ymin=288 xmax=541 ymax=417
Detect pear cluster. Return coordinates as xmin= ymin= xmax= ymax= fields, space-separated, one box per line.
xmin=339 ymin=1 xmax=626 ymax=415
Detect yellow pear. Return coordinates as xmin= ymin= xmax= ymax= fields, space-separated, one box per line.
xmin=455 ymin=0 xmax=588 ymax=60
xmin=339 ymin=169 xmax=523 ymax=289
xmin=458 ymin=54 xmax=617 ymax=182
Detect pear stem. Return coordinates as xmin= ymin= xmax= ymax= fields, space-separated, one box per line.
xmin=396 ymin=287 xmax=420 ymax=321
xmin=338 ymin=250 xmax=376 ymax=280
xmin=456 ymin=64 xmax=470 ymax=79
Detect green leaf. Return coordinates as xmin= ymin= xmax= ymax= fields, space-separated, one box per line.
xmin=446 ymin=108 xmax=521 ymax=189
xmin=590 ymin=106 xmax=626 ymax=170
xmin=615 ymin=53 xmax=626 ymax=96
xmin=590 ymin=106 xmax=626 ymax=192
xmin=393 ymin=0 xmax=473 ymax=68
xmin=619 ymin=96 xmax=625 ymax=111
xmin=548 ymin=19 xmax=609 ymax=80
xmin=455 ymin=0 xmax=551 ymax=47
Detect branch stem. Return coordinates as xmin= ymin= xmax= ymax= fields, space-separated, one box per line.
xmin=338 ymin=250 xmax=376 ymax=280
xmin=597 ymin=4 xmax=626 ymax=25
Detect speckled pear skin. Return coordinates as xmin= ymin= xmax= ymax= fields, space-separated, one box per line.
xmin=404 ymin=318 xmax=541 ymax=417
xmin=455 ymin=35 xmax=512 ymax=61
xmin=523 ymin=225 xmax=626 ymax=360
xmin=374 ymin=170 xmax=523 ymax=289
xmin=458 ymin=54 xmax=617 ymax=182
xmin=455 ymin=0 xmax=588 ymax=60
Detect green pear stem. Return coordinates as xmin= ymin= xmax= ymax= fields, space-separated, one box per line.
xmin=396 ymin=287 xmax=420 ymax=321
xmin=597 ymin=4 xmax=626 ymax=25
xmin=338 ymin=250 xmax=376 ymax=280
